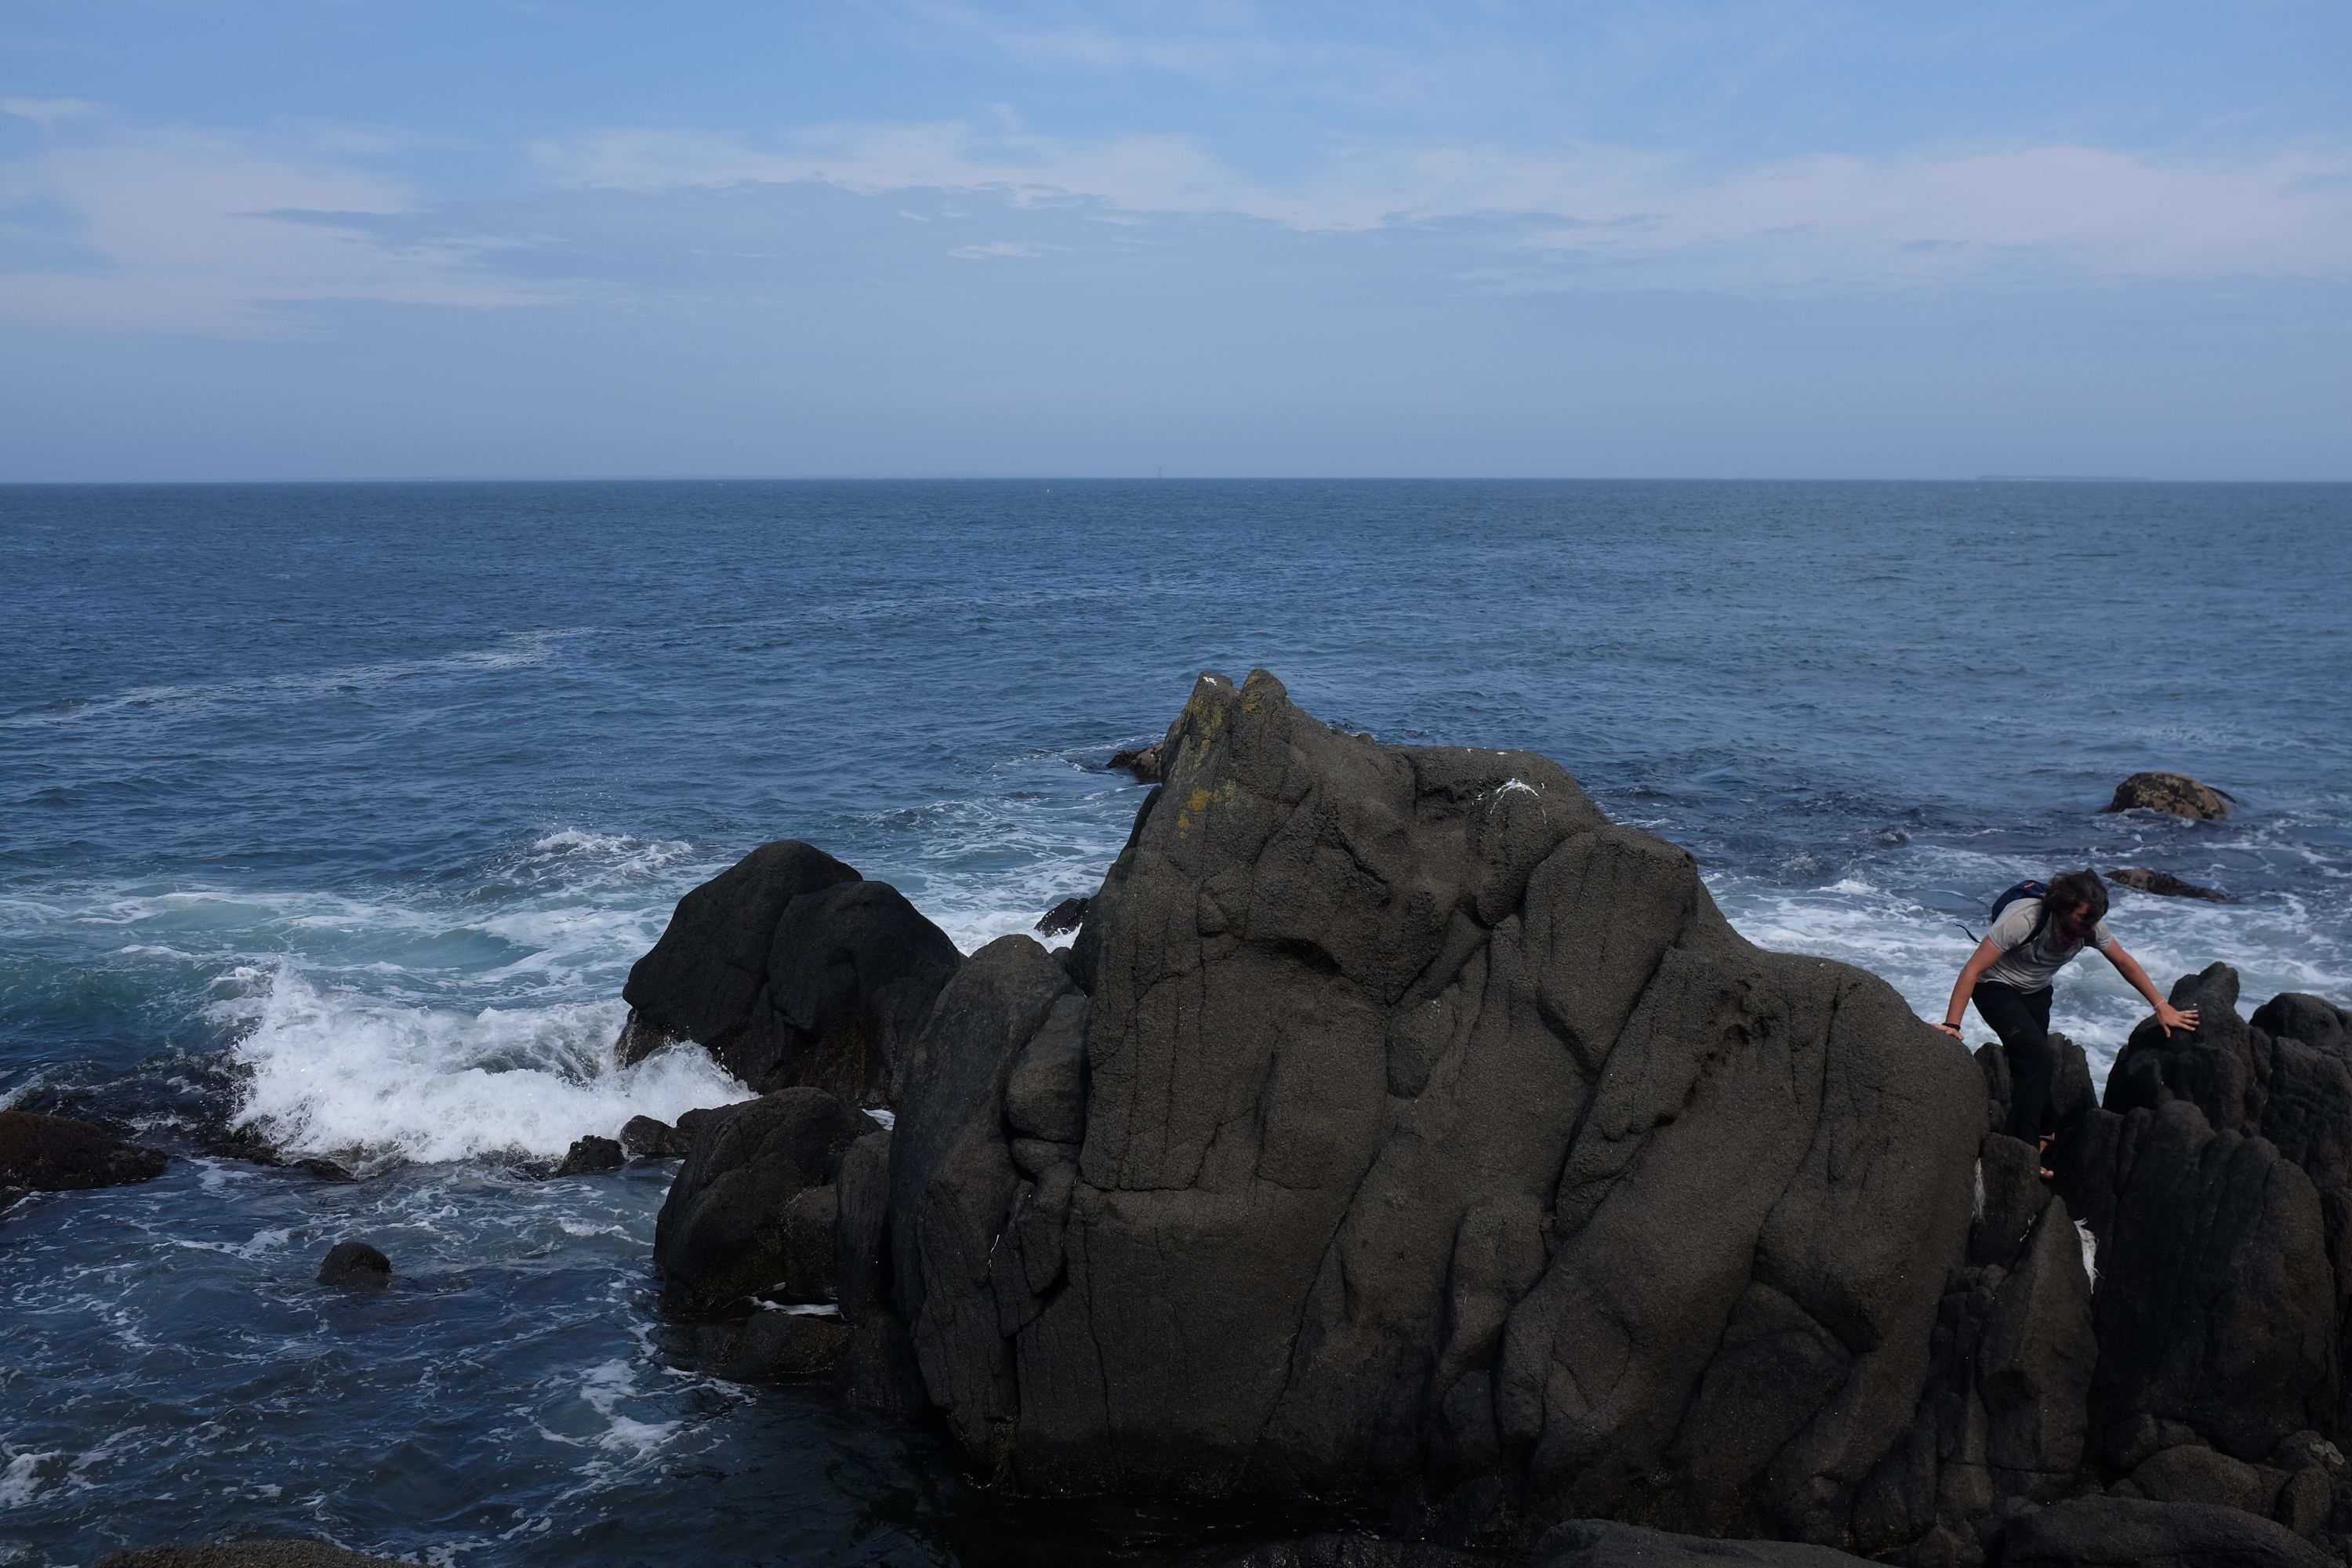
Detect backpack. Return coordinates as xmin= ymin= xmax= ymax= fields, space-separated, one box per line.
xmin=1962 ymin=880 xmax=2052 ymax=946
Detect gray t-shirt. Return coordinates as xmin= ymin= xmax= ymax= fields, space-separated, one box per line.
xmin=1982 ymin=898 xmax=2115 ymax=993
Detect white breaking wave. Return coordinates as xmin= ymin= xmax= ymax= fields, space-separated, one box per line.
xmin=221 ymin=965 xmax=749 ymax=1165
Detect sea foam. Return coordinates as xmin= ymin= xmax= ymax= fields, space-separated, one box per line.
xmin=222 ymin=965 xmax=748 ymax=1165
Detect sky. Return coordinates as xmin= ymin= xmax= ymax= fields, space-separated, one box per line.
xmin=2 ymin=1 xmax=2349 ymax=481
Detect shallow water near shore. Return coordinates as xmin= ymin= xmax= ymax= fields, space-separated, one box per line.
xmin=4 ymin=479 xmax=2349 ymax=1565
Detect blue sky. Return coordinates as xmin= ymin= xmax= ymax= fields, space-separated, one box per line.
xmin=3 ymin=2 xmax=2348 ymax=479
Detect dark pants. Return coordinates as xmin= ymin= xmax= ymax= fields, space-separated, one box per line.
xmin=1973 ymin=981 xmax=2056 ymax=1144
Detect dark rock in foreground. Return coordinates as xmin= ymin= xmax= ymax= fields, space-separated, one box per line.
xmin=2107 ymin=867 xmax=2228 ymax=902
xmin=1537 ymin=1519 xmax=1871 ymax=1564
xmin=888 ymin=671 xmax=1984 ymax=1542
xmin=554 ymin=1134 xmax=623 ymax=1176
xmin=614 ymin=840 xmax=960 ymax=1105
xmin=2 ymin=1109 xmax=169 ymax=1201
xmin=317 ymin=1241 xmax=390 ymax=1290
xmin=96 ymin=1544 xmax=408 ymax=1568
xmin=2102 ymin=771 xmax=2231 ymax=819
xmin=653 ymin=1086 xmax=879 ymax=1315
xmin=1995 ymin=1494 xmax=2331 ymax=1567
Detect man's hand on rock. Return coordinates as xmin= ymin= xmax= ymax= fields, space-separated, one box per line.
xmin=2155 ymin=1001 xmax=2200 ymax=1037
xmin=1932 ymin=1021 xmax=1964 ymax=1040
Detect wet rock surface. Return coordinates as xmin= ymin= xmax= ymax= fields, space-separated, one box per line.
xmin=623 ymin=673 xmax=2352 ymax=1565
xmin=1 ymin=1109 xmax=169 ymax=1200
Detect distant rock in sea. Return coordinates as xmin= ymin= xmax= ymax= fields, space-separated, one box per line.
xmin=2103 ymin=771 xmax=2233 ymax=819
xmin=2108 ymin=867 xmax=2229 ymax=902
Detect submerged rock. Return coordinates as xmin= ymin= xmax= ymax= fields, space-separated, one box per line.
xmin=2102 ymin=772 xmax=2232 ymax=819
xmin=316 ymin=1241 xmax=390 ymax=1290
xmin=1 ymin=1109 xmax=169 ymax=1200
xmin=2107 ymin=868 xmax=2228 ymax=902
xmin=614 ymin=840 xmax=961 ymax=1105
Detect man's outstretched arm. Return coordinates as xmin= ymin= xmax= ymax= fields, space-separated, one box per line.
xmin=2102 ymin=941 xmax=2201 ymax=1036
xmin=1935 ymin=937 xmax=2005 ymax=1040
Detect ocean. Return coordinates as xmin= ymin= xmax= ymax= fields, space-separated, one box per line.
xmin=3 ymin=480 xmax=2348 ymax=1565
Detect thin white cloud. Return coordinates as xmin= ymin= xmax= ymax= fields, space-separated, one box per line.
xmin=948 ymin=240 xmax=1054 ymax=260
xmin=0 ymin=96 xmax=103 ymax=129
xmin=538 ymin=118 xmax=2352 ymax=286
xmin=0 ymin=125 xmax=554 ymax=332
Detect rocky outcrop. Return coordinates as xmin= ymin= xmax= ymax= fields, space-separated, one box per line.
xmin=2 ymin=1109 xmax=169 ymax=1200
xmin=2107 ymin=868 xmax=2228 ymax=902
xmin=627 ymin=673 xmax=2352 ymax=1564
xmin=879 ymin=671 xmax=1985 ymax=1544
xmin=2101 ymin=772 xmax=2232 ymax=819
xmin=614 ymin=840 xmax=960 ymax=1105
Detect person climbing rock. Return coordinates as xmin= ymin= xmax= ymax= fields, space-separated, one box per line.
xmin=1933 ymin=867 xmax=2198 ymax=1176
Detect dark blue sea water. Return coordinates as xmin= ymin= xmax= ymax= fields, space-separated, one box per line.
xmin=3 ymin=480 xmax=2349 ymax=1565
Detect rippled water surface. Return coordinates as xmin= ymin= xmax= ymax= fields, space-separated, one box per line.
xmin=4 ymin=480 xmax=2349 ymax=1564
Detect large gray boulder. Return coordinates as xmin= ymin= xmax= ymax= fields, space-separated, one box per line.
xmin=886 ymin=670 xmax=1986 ymax=1542
xmin=615 ymin=840 xmax=960 ymax=1104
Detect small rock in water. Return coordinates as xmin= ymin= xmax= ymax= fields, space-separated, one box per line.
xmin=554 ymin=1134 xmax=624 ymax=1176
xmin=1 ymin=1109 xmax=169 ymax=1197
xmin=619 ymin=1115 xmax=690 ymax=1159
xmin=1107 ymin=740 xmax=1164 ymax=782
xmin=294 ymin=1157 xmax=358 ymax=1182
xmin=317 ymin=1241 xmax=391 ymax=1290
xmin=1035 ymin=895 xmax=1089 ymax=937
xmin=2107 ymin=867 xmax=2228 ymax=902
xmin=2101 ymin=771 xmax=2232 ymax=819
